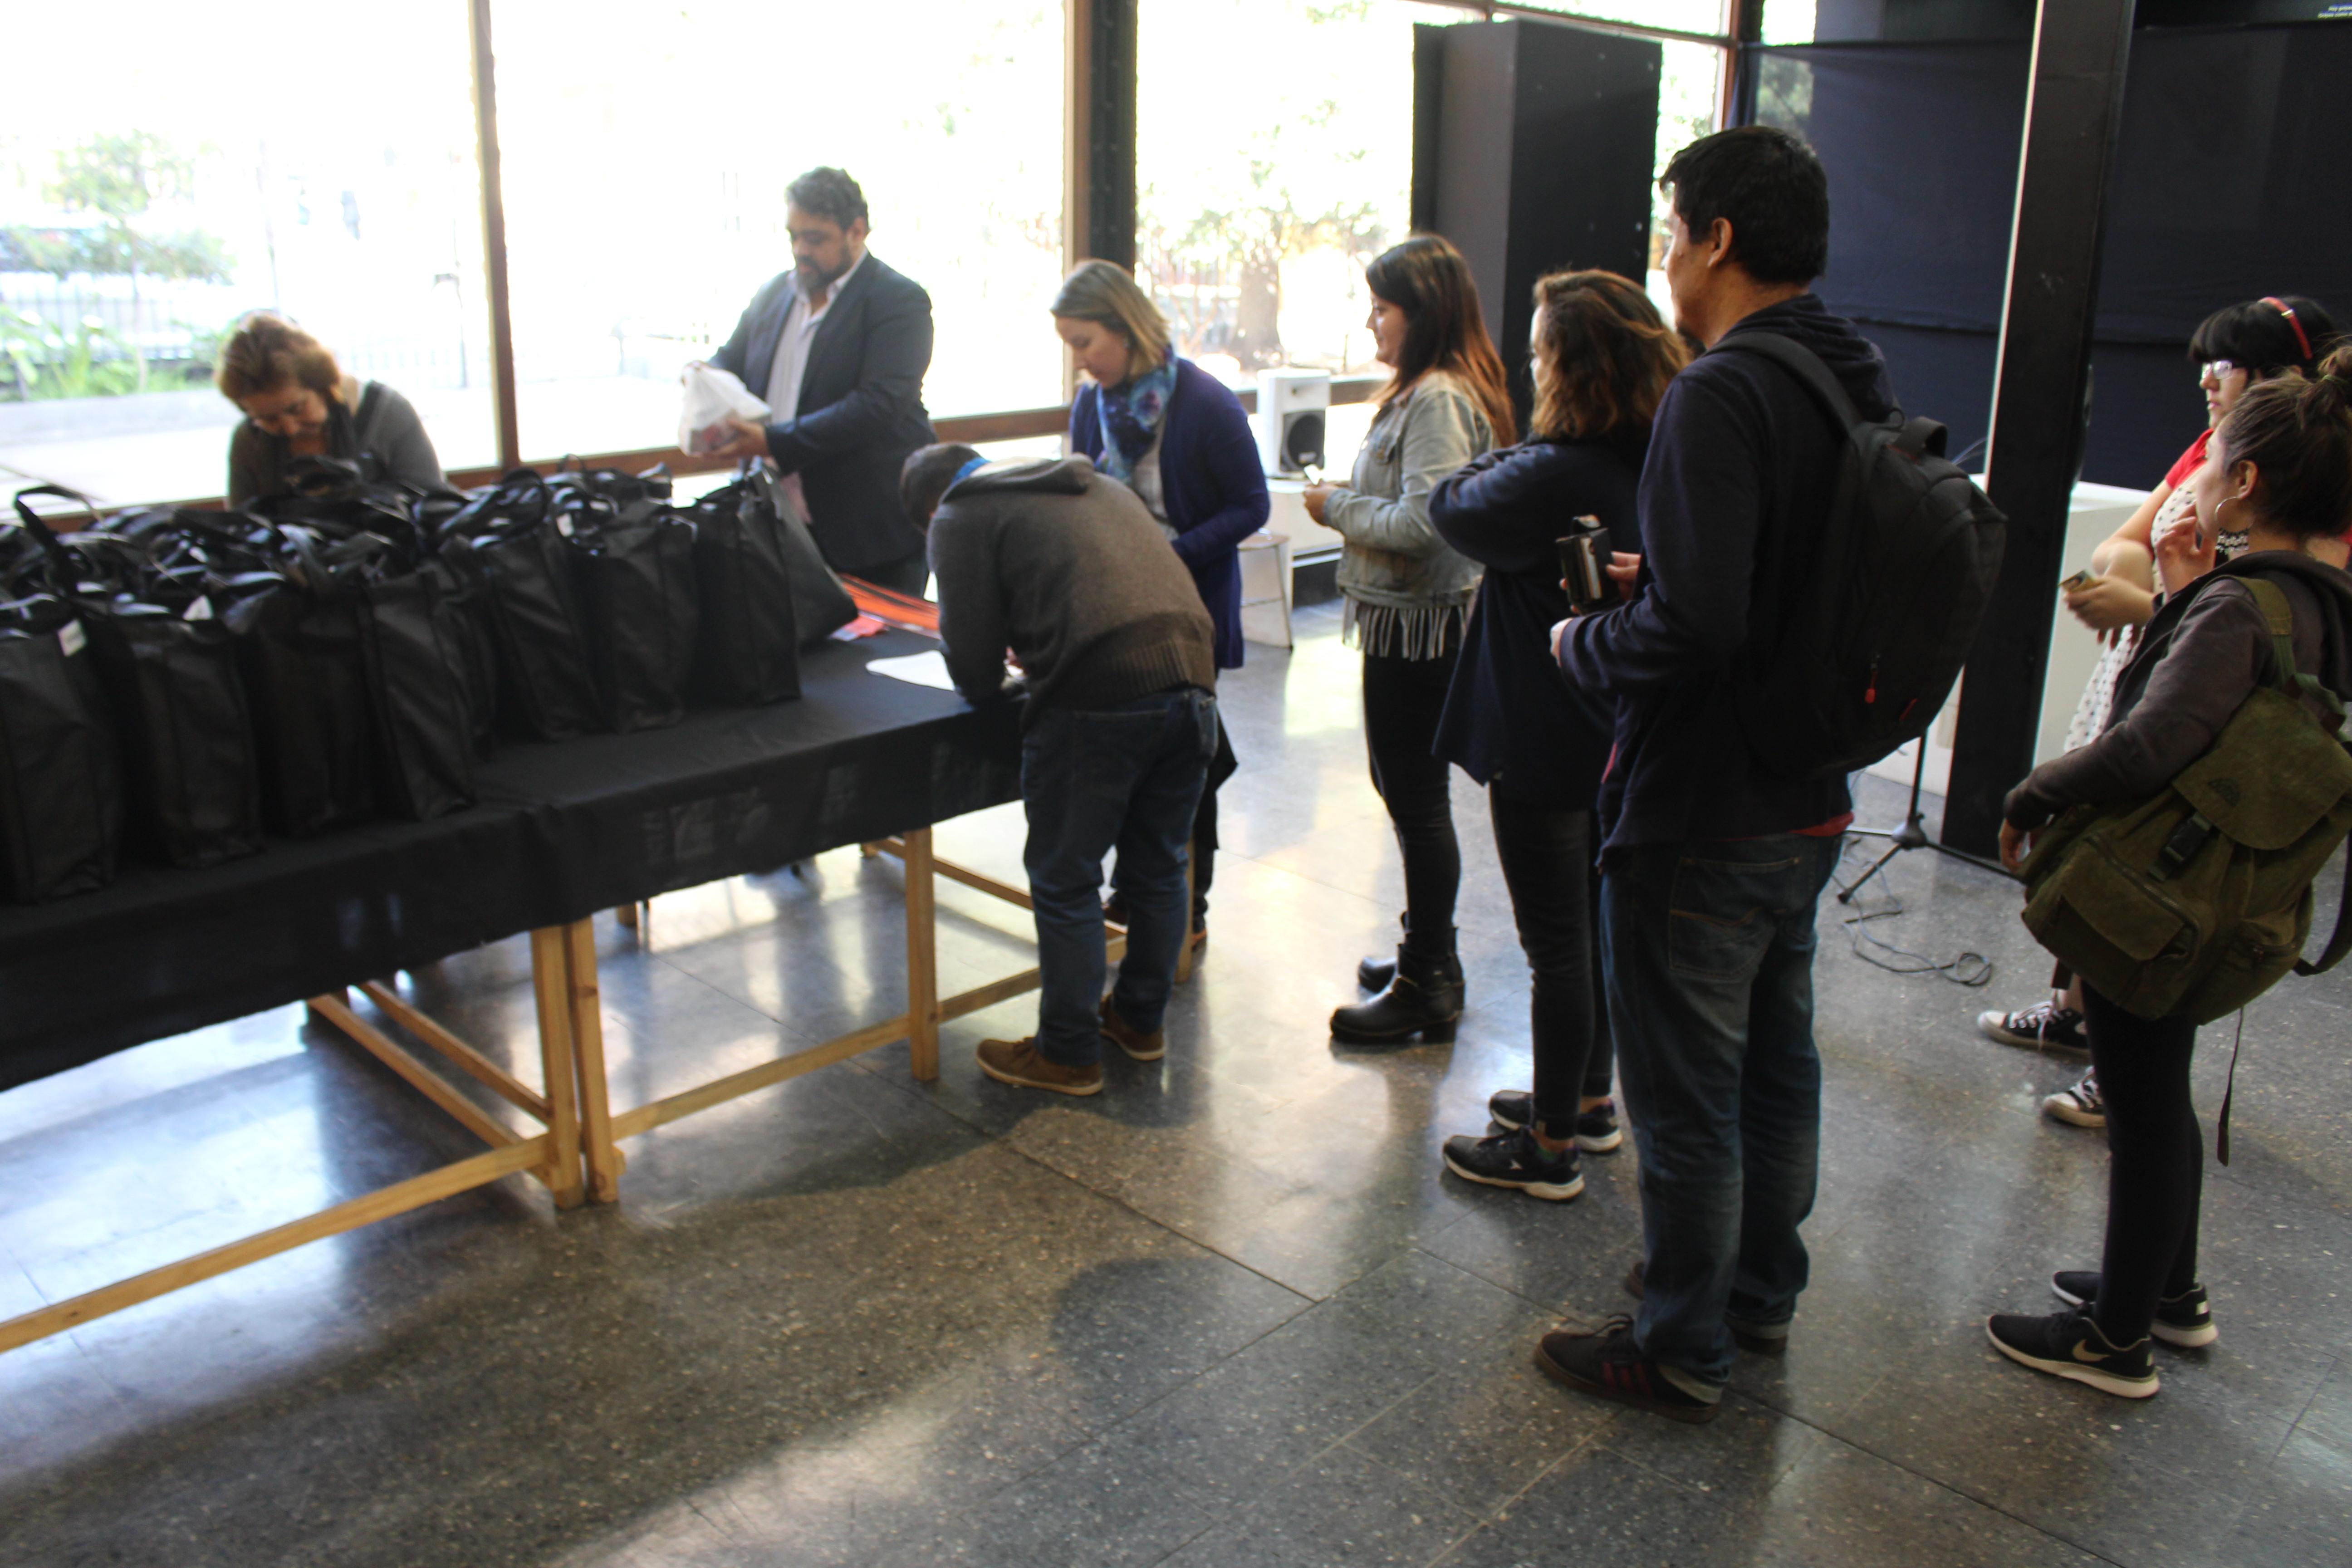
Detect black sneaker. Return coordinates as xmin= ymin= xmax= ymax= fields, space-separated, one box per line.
xmin=1442 ymin=1126 xmax=1584 ymax=1201
xmin=1986 ymin=1306 xmax=2158 ymax=1398
xmin=1486 ymin=1091 xmax=1624 ymax=1155
xmin=1575 ymin=1099 xmax=1623 ymax=1154
xmin=2043 ymin=1070 xmax=2105 ymax=1128
xmin=1622 ymin=1261 xmax=1790 ymax=1355
xmin=1488 ymin=1089 xmax=1534 ymax=1130
xmin=2051 ymin=1272 xmax=2217 ymax=1348
xmin=1979 ymin=998 xmax=2090 ymax=1053
xmin=1534 ymin=1315 xmax=1719 ymax=1423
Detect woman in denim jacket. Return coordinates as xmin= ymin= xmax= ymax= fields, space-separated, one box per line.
xmin=1303 ymin=235 xmax=1515 ymax=1042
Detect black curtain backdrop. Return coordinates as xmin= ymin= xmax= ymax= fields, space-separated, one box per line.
xmin=1748 ymin=24 xmax=2352 ymax=488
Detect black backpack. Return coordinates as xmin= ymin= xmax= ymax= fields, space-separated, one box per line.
xmin=1715 ymin=333 xmax=2007 ymax=779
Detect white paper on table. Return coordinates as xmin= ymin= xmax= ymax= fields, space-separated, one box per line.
xmin=866 ymin=651 xmax=957 ymax=691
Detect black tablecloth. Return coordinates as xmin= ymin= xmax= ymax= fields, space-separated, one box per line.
xmin=0 ymin=631 xmax=1021 ymax=1088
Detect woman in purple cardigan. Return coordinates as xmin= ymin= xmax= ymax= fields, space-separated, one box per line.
xmin=1055 ymin=260 xmax=1270 ymax=943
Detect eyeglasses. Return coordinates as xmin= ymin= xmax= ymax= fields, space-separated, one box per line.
xmin=2200 ymin=360 xmax=2241 ymax=382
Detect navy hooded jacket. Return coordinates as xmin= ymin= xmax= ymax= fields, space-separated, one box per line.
xmin=1559 ymin=293 xmax=1894 ymax=854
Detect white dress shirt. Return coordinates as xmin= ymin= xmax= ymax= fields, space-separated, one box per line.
xmin=763 ymin=250 xmax=866 ymax=522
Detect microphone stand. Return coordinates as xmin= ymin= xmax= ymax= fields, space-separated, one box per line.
xmin=1839 ymin=739 xmax=2011 ymax=904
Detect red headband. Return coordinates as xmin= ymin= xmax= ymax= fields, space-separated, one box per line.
xmin=2262 ymin=296 xmax=2314 ymax=363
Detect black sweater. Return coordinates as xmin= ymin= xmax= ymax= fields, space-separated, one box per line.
xmin=927 ymin=457 xmax=1215 ymax=728
xmin=1558 ymin=294 xmax=1894 ymax=853
xmin=1429 ymin=437 xmax=1637 ymax=807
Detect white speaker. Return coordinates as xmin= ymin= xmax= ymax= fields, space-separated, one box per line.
xmin=1255 ymin=368 xmax=1331 ymax=477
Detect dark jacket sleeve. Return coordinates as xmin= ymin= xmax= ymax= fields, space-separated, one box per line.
xmin=763 ymin=274 xmax=935 ymax=476
xmin=1431 ymin=442 xmax=1592 ymax=575
xmin=1167 ymin=385 xmax=1269 ymax=571
xmin=364 ymin=386 xmax=454 ymax=498
xmin=708 ymin=276 xmax=781 ymax=382
xmin=1068 ymin=387 xmax=1100 ymax=461
xmin=226 ymin=422 xmax=268 ymax=509
xmin=929 ymin=505 xmax=1013 ymax=705
xmin=2003 ymin=582 xmax=2272 ymax=829
xmin=1559 ymin=374 xmax=1761 ymax=697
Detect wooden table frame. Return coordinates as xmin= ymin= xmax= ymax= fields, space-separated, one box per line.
xmin=569 ymin=826 xmax=1130 ymax=1196
xmin=0 ymin=821 xmax=1149 ymax=1351
xmin=0 ymin=924 xmax=599 ymax=1354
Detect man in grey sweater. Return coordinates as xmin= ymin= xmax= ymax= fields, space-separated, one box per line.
xmin=903 ymin=445 xmax=1219 ymax=1095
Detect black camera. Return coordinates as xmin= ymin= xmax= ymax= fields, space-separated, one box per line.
xmin=1555 ymin=516 xmax=1610 ymax=616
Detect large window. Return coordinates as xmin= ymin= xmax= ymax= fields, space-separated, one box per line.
xmin=0 ymin=2 xmax=495 ymax=506
xmin=493 ymin=1 xmax=1067 ymax=462
xmin=1136 ymin=0 xmax=1446 ymax=389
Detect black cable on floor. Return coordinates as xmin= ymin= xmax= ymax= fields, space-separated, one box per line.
xmin=1832 ymin=840 xmax=1995 ymax=987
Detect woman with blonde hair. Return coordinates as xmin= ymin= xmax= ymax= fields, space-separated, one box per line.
xmin=216 ymin=311 xmax=452 ymax=506
xmin=1057 ymin=260 xmax=1269 ymax=947
xmin=1426 ymin=270 xmax=1689 ymax=1199
xmin=1305 ymin=233 xmax=1514 ymax=1043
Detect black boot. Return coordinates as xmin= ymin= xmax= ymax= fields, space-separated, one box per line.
xmin=1356 ymin=913 xmax=1405 ymax=991
xmin=1332 ymin=940 xmax=1465 ymax=1044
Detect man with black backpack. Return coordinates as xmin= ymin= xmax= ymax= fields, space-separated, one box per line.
xmin=1542 ymin=127 xmax=1899 ymax=1422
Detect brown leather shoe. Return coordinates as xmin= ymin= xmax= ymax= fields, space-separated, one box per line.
xmin=976 ymin=1037 xmax=1102 ymax=1096
xmin=1098 ymin=996 xmax=1165 ymax=1062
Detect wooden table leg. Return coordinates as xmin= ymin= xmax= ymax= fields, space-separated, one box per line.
xmin=903 ymin=826 xmax=940 ymax=1083
xmin=561 ymin=919 xmax=624 ymax=1204
xmin=529 ymin=928 xmax=588 ymax=1210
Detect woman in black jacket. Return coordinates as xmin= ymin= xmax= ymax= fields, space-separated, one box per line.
xmin=1424 ymin=270 xmax=1689 ymax=1201
xmin=1988 ymin=346 xmax=2352 ymax=1398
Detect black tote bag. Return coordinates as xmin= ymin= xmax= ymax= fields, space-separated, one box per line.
xmin=15 ymin=492 xmax=261 ymax=870
xmin=424 ymin=535 xmax=500 ymax=754
xmin=450 ymin=473 xmax=602 ymax=742
xmin=224 ymin=575 xmax=378 ymax=838
xmin=81 ymin=602 xmax=265 ymax=869
xmin=570 ymin=502 xmax=700 ymax=732
xmin=686 ymin=483 xmax=801 ymax=706
xmin=744 ymin=469 xmax=857 ymax=646
xmin=0 ymin=602 xmax=123 ymax=902
xmin=358 ymin=567 xmax=479 ymax=821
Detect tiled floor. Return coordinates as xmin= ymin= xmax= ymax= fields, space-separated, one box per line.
xmin=3 ymin=603 xmax=2347 ymax=1566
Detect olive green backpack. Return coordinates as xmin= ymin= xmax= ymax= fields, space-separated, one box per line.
xmin=2019 ymin=573 xmax=2352 ymax=1027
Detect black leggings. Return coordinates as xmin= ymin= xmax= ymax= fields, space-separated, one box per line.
xmin=1490 ymin=787 xmax=1615 ymax=1137
xmin=2082 ymin=984 xmax=2203 ymax=1343
xmin=1362 ymin=643 xmax=1460 ymax=963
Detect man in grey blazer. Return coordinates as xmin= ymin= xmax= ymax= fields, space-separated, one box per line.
xmin=710 ymin=167 xmax=937 ymax=593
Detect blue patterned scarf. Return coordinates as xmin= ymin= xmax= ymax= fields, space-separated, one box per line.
xmin=1093 ymin=357 xmax=1179 ymax=486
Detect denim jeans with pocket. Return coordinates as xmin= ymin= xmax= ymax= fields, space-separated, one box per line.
xmin=1022 ymin=687 xmax=1216 ymax=1067
xmin=1600 ymin=833 xmax=1840 ymax=1390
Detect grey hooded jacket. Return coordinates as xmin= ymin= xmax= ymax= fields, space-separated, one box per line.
xmin=1322 ymin=369 xmax=1496 ymax=659
xmin=927 ymin=456 xmax=1215 ymax=726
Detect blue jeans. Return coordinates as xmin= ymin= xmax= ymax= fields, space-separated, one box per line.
xmin=1600 ymin=833 xmax=1840 ymax=1391
xmin=1022 ymin=687 xmax=1216 ymax=1067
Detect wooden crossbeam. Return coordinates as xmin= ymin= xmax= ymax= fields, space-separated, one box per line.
xmin=356 ymin=981 xmax=552 ymax=1122
xmin=0 ymin=1137 xmax=551 ymax=1354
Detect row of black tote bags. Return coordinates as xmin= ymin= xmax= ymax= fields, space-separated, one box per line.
xmin=0 ymin=462 xmax=856 ymax=903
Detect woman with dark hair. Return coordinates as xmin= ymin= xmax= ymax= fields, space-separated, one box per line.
xmin=1426 ymin=270 xmax=1690 ymax=1200
xmin=1988 ymin=345 xmax=2352 ymax=1398
xmin=216 ymin=311 xmax=452 ymax=507
xmin=1979 ymin=294 xmax=2342 ymax=1125
xmin=1304 ymin=234 xmax=1515 ymax=1042
xmin=1056 ymin=259 xmax=1269 ymax=944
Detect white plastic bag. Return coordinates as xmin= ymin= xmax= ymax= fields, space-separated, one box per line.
xmin=679 ymin=362 xmax=770 ymax=455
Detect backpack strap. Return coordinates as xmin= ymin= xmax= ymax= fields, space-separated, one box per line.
xmin=1710 ymin=332 xmax=1863 ymax=430
xmin=2244 ymin=576 xmax=2352 ymax=977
